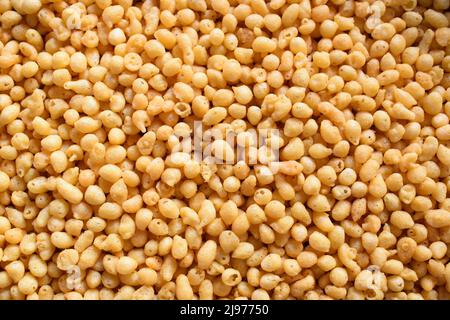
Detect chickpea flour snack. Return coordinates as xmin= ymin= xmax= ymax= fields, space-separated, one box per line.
xmin=0 ymin=0 xmax=449 ymax=300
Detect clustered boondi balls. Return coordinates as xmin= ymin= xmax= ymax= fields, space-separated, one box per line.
xmin=0 ymin=0 xmax=450 ymax=300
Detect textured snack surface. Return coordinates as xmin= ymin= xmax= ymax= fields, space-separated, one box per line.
xmin=0 ymin=0 xmax=449 ymax=300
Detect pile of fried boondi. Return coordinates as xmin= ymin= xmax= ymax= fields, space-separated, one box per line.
xmin=0 ymin=0 xmax=449 ymax=300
